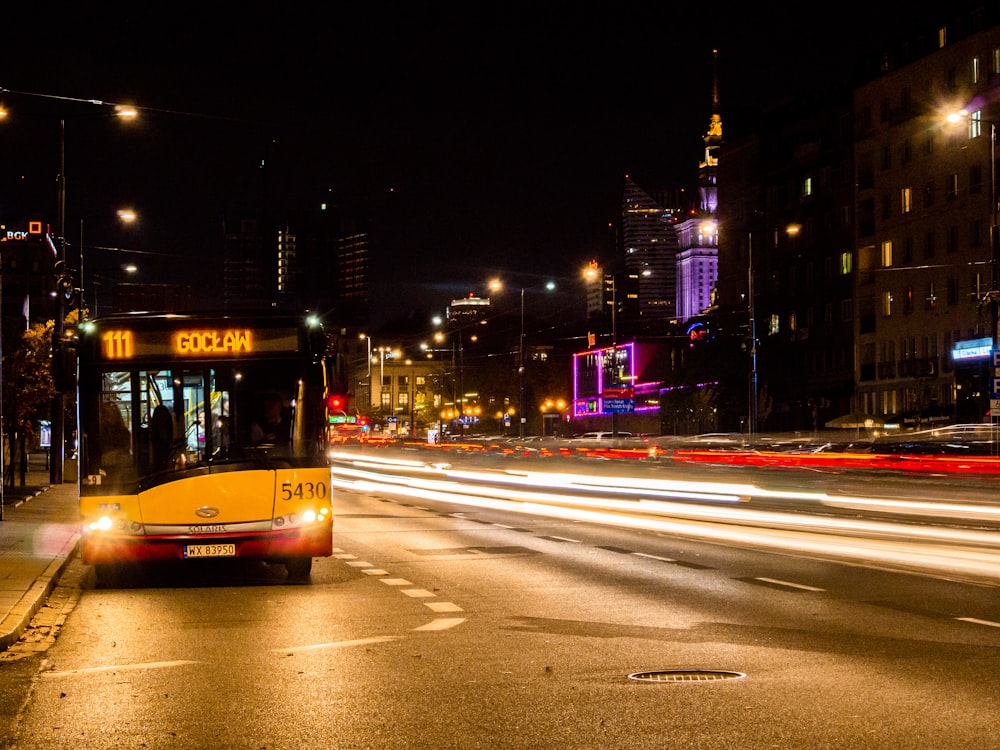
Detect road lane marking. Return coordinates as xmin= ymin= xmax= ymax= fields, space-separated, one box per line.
xmin=956 ymin=617 xmax=1000 ymax=628
xmin=42 ymin=660 xmax=200 ymax=677
xmin=401 ymin=589 xmax=436 ymax=598
xmin=361 ymin=568 xmax=390 ymax=575
xmin=346 ymin=561 xmax=373 ymax=567
xmin=755 ymin=577 xmax=824 ymax=592
xmin=274 ymin=636 xmax=402 ymax=653
xmin=414 ymin=617 xmax=466 ymax=631
xmin=380 ymin=578 xmax=413 ymax=586
xmin=424 ymin=601 xmax=463 ymax=612
xmin=632 ymin=552 xmax=677 ymax=562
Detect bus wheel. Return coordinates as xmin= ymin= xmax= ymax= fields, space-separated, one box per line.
xmin=286 ymin=557 xmax=313 ymax=580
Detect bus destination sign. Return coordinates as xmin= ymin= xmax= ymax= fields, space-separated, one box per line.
xmin=99 ymin=327 xmax=300 ymax=360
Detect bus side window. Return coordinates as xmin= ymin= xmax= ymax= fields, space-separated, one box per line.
xmin=100 ymin=401 xmax=132 ymax=470
xmin=150 ymin=405 xmax=174 ymax=469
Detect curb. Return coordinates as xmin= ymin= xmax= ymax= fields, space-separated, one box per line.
xmin=0 ymin=530 xmax=81 ymax=652
xmin=2 ymin=485 xmax=51 ymax=508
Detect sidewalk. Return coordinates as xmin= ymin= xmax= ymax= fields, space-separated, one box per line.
xmin=0 ymin=453 xmax=80 ymax=652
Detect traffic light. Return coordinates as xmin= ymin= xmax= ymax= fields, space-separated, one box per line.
xmin=56 ymin=274 xmax=79 ymax=310
xmin=326 ymin=393 xmax=348 ymax=412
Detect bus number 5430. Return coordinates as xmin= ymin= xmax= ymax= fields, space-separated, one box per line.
xmin=281 ymin=482 xmax=328 ymax=501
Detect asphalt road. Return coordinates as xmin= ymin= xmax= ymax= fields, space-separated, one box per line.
xmin=3 ymin=473 xmax=999 ymax=748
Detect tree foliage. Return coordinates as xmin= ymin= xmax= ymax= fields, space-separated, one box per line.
xmin=3 ymin=321 xmax=58 ymax=432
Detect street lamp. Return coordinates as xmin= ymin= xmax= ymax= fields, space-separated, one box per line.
xmin=488 ymin=278 xmax=556 ymax=439
xmin=584 ymin=263 xmax=620 ymax=438
xmin=948 ymin=108 xmax=1000 ymax=430
xmin=748 ymin=232 xmax=758 ymax=447
xmin=80 ymin=208 xmax=137 ymax=318
xmin=52 ymin=100 xmax=137 ymax=484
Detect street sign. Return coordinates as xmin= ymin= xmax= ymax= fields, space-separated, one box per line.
xmin=602 ymin=386 xmax=634 ymax=399
xmin=386 ymin=416 xmax=399 ymax=423
xmin=603 ymin=397 xmax=635 ymax=414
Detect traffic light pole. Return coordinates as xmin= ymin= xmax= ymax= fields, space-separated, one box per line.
xmin=50 ymin=118 xmax=66 ymax=485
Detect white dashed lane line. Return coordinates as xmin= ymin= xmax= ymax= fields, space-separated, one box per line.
xmin=955 ymin=617 xmax=1000 ymax=628
xmin=330 ymin=549 xmax=466 ymax=628
xmin=754 ymin=577 xmax=825 ymax=592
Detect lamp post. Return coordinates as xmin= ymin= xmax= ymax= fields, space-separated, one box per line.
xmin=51 ymin=101 xmax=137 ymax=484
xmin=748 ymin=232 xmax=758 ymax=448
xmin=79 ymin=209 xmax=137 ymax=319
xmin=517 ymin=286 xmax=528 ymax=440
xmin=358 ymin=333 xmax=371 ymax=412
xmin=490 ymin=278 xmax=555 ymax=438
xmin=583 ymin=264 xmax=620 ymax=438
xmin=948 ymin=109 xmax=1000 ymax=433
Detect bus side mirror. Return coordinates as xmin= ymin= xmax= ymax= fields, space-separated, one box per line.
xmin=52 ymin=342 xmax=77 ymax=393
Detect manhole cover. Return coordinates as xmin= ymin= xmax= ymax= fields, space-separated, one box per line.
xmin=628 ymin=670 xmax=746 ymax=683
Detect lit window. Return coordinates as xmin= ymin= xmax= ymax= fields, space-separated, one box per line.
xmin=901 ymin=187 xmax=912 ymax=213
xmin=881 ymin=240 xmax=893 ymax=268
xmin=882 ymin=291 xmax=893 ymax=316
xmin=969 ymin=109 xmax=984 ymax=139
xmin=840 ymin=252 xmax=853 ymax=275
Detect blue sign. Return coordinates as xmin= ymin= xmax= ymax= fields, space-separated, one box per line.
xmin=603 ymin=398 xmax=635 ymax=414
xmin=991 ymin=347 xmax=1000 ymax=412
xmin=458 ymin=415 xmax=480 ymax=425
xmin=386 ymin=416 xmax=399 ymax=423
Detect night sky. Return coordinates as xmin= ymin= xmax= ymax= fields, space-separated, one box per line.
xmin=1 ymin=3 xmax=905 ymax=322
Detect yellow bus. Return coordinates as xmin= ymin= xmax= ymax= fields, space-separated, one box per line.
xmin=71 ymin=312 xmax=341 ymax=581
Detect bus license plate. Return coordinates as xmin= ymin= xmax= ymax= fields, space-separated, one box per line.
xmin=185 ymin=543 xmax=236 ymax=558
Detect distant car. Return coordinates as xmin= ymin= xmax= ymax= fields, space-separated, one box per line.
xmin=574 ymin=431 xmax=633 ymax=440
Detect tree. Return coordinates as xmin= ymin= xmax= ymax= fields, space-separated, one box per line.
xmin=2 ymin=321 xmax=58 ymax=486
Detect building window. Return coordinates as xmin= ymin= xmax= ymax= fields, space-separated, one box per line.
xmin=972 ymin=55 xmax=981 ymax=84
xmin=970 ymin=164 xmax=983 ymax=194
xmin=840 ymin=298 xmax=853 ymax=322
xmin=900 ymin=187 xmax=912 ymax=213
xmin=881 ymin=194 xmax=891 ymax=219
xmin=904 ymin=285 xmax=914 ymax=314
xmin=902 ymin=236 xmax=913 ymax=264
xmin=946 ymin=173 xmax=959 ymax=198
xmin=380 ymin=392 xmax=392 ymax=410
xmin=947 ymin=277 xmax=958 ymax=305
xmin=947 ymin=226 xmax=959 ymax=253
xmin=881 ymin=240 xmax=893 ymax=268
xmin=840 ymin=252 xmax=852 ymax=275
xmin=880 ymin=144 xmax=891 ymax=170
xmin=398 ymin=392 xmax=409 ymax=409
xmin=971 ymin=219 xmax=982 ymax=248
xmin=926 ymin=282 xmax=937 ymax=309
xmin=924 ymin=230 xmax=936 ymax=258
xmin=969 ymin=109 xmax=984 ymax=139
xmin=882 ymin=290 xmax=893 ymax=316
xmin=879 ymin=97 xmax=890 ymax=123
xmin=802 ymin=176 xmax=812 ymax=197
xmin=923 ymin=132 xmax=934 ymax=155
xmin=902 ymin=137 xmax=912 ymax=164
xmin=924 ymin=180 xmax=934 ymax=207
xmin=993 ymin=47 xmax=1000 ymax=75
